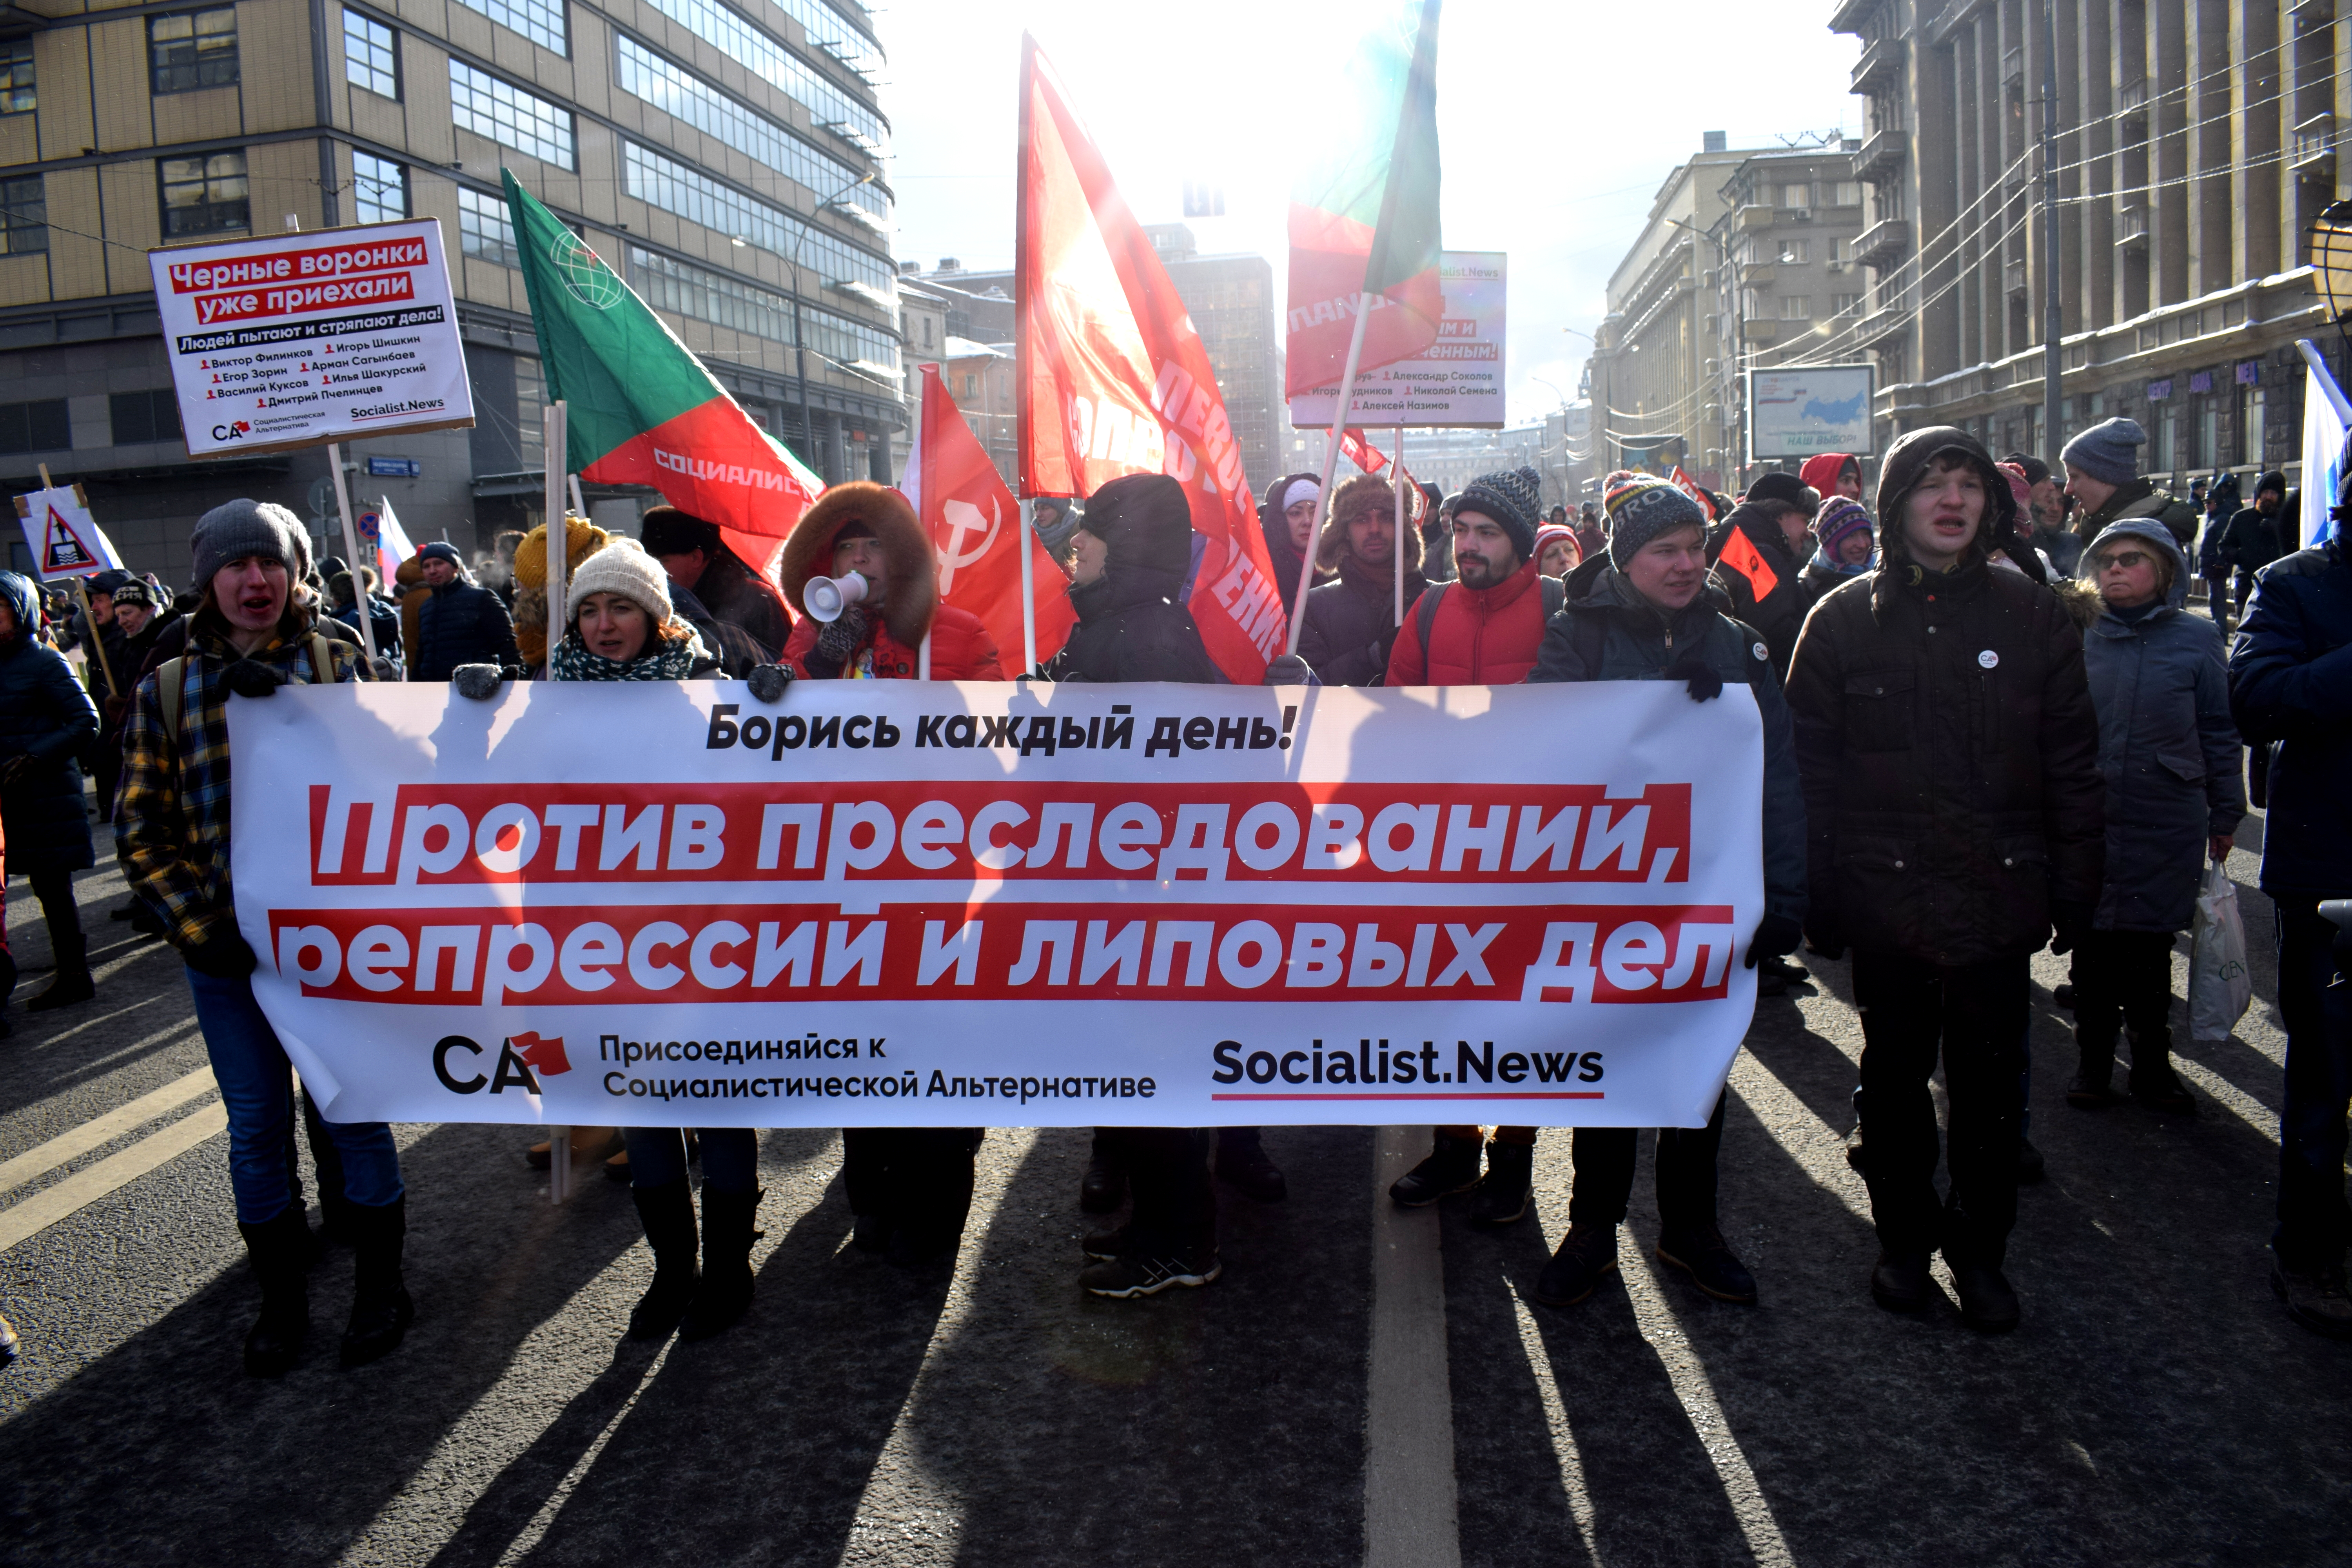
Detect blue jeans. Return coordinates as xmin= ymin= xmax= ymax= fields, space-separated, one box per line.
xmin=624 ymin=1127 xmax=759 ymax=1193
xmin=187 ymin=965 xmax=403 ymax=1224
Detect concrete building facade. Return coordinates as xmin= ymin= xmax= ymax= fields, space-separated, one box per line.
xmin=0 ymin=0 xmax=900 ymax=581
xmin=1831 ymin=0 xmax=2339 ymax=492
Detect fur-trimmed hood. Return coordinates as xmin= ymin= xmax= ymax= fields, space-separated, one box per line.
xmin=1315 ymin=473 xmax=1425 ymax=572
xmin=779 ymin=482 xmax=935 ymax=649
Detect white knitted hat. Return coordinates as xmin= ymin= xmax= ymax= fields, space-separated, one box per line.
xmin=564 ymin=537 xmax=675 ymax=626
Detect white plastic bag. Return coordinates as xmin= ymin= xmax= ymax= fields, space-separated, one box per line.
xmin=2189 ymin=862 xmax=2252 ymax=1043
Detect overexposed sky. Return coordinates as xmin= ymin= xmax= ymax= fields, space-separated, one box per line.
xmin=876 ymin=1 xmax=1861 ymax=428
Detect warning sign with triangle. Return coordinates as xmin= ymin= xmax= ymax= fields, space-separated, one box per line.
xmin=12 ymin=485 xmax=123 ymax=581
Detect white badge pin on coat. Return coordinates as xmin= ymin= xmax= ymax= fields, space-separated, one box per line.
xmin=1978 ymin=649 xmax=2000 ymax=669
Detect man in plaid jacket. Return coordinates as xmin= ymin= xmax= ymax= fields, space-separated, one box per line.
xmin=115 ymin=499 xmax=412 ymax=1378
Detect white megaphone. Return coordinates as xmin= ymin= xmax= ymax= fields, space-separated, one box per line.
xmin=802 ymin=570 xmax=870 ymax=624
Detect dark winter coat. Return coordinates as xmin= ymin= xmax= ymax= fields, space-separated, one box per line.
xmin=1529 ymin=556 xmax=1807 ymax=924
xmin=670 ymin=582 xmax=769 ymax=677
xmin=330 ymin=594 xmax=403 ymax=661
xmin=0 ymin=572 xmax=99 ymax=875
xmin=1786 ymin=560 xmax=2106 ymax=964
xmin=2217 ymin=504 xmax=2285 ymax=576
xmin=1800 ymin=552 xmax=1869 ymax=610
xmin=2228 ymin=534 xmax=2352 ymax=897
xmin=2079 ymin=520 xmax=2245 ymax=931
xmin=1706 ymin=503 xmax=1810 ymax=675
xmin=1299 ymin=555 xmax=1428 ymax=686
xmin=1043 ymin=564 xmax=1221 ymax=684
xmin=690 ymin=548 xmax=794 ymax=658
xmin=1384 ymin=558 xmax=1551 ymax=686
xmin=414 ymin=574 xmax=519 ymax=680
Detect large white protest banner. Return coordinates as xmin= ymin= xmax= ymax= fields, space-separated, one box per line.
xmin=1287 ymin=252 xmax=1506 ymax=430
xmin=230 ymin=680 xmax=1764 ymax=1129
xmin=147 ymin=219 xmax=475 ymax=458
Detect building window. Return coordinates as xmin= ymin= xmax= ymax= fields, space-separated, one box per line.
xmin=453 ymin=0 xmax=567 ymax=55
xmin=343 ymin=11 xmax=399 ymax=99
xmin=1779 ymin=296 xmax=1812 ymax=320
xmin=920 ymin=316 xmax=933 ymax=350
xmin=449 ymin=60 xmax=574 ymax=169
xmin=2240 ymin=383 xmax=2265 ymax=464
xmin=150 ymin=7 xmax=239 ymax=94
xmin=2154 ymin=410 xmax=2177 ymax=474
xmin=626 ymin=245 xmax=901 ymax=374
xmin=0 ymin=40 xmax=33 ymax=115
xmin=1779 ymin=240 xmax=1809 ymax=265
xmin=158 ymin=150 xmax=249 ymax=238
xmin=0 ymin=176 xmax=45 ymax=255
xmin=1832 ymin=181 xmax=1863 ymax=207
xmin=352 ymin=152 xmax=407 ymax=223
xmin=514 ymin=354 xmax=546 ymax=466
xmin=0 ymin=398 xmax=70 ymax=455
xmin=109 ymin=388 xmax=183 ymax=445
xmin=1832 ymin=292 xmax=1863 ymax=316
xmin=456 ymin=186 xmax=520 ymax=268
xmin=621 ymin=143 xmax=895 ymax=301
xmin=1781 ymin=183 xmax=1811 ymax=209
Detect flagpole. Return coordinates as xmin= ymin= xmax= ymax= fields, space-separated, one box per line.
xmin=541 ymin=399 xmax=568 ymax=1207
xmin=1019 ymin=497 xmax=1038 ymax=676
xmin=1287 ymin=298 xmax=1374 ymax=657
xmin=1392 ymin=425 xmax=1407 ymax=629
xmin=323 ymin=445 xmax=379 ymax=664
xmin=39 ymin=464 xmax=118 ymax=700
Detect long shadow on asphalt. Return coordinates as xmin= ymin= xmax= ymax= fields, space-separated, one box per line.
xmin=0 ymin=1121 xmax=650 ymax=1563
xmin=442 ymin=1134 xmax=954 ymax=1568
xmin=907 ymin=1124 xmax=1377 ymax=1566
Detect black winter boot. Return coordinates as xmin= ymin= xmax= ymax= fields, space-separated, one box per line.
xmin=2067 ymin=1032 xmax=2119 ymax=1108
xmin=1080 ymin=1131 xmax=1127 ymax=1214
xmin=680 ymin=1188 xmax=761 ymax=1340
xmin=1468 ymin=1140 xmax=1534 ymax=1227
xmin=2129 ymin=1030 xmax=2197 ymax=1114
xmin=1389 ymin=1131 xmax=1485 ymax=1207
xmin=1216 ymin=1127 xmax=1287 ymax=1203
xmin=889 ymin=1135 xmax=975 ymax=1267
xmin=628 ymin=1179 xmax=700 ymax=1339
xmin=237 ymin=1206 xmax=312 ymax=1377
xmin=25 ymin=933 xmax=93 ymax=1012
xmin=338 ymin=1196 xmax=414 ymax=1368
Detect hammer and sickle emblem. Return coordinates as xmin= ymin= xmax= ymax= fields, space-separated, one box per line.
xmin=935 ymin=496 xmax=1002 ymax=594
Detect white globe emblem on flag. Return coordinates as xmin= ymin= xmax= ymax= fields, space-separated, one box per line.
xmin=550 ymin=230 xmax=621 ymax=309
xmin=935 ymin=496 xmax=1002 ymax=593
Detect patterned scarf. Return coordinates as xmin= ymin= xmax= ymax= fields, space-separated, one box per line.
xmin=550 ymin=626 xmax=705 ymax=682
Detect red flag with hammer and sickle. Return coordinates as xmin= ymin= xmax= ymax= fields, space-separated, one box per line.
xmin=913 ymin=363 xmax=1073 ymax=669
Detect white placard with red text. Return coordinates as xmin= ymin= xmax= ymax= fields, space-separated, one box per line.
xmin=229 ymin=681 xmax=1764 ymax=1129
xmin=148 ymin=219 xmax=475 ymax=458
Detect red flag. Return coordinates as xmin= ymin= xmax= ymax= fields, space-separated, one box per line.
xmin=1717 ymin=527 xmax=1780 ymax=601
xmin=1670 ymin=465 xmax=1719 ymax=521
xmin=1014 ymin=35 xmax=1287 ymax=682
xmin=914 ymin=365 xmax=1074 ymax=668
xmin=509 ymin=1031 xmax=572 ymax=1077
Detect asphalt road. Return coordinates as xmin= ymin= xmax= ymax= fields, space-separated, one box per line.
xmin=3 ymin=814 xmax=2349 ymax=1566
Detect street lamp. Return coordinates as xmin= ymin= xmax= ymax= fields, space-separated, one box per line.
xmin=784 ymin=170 xmax=880 ymax=480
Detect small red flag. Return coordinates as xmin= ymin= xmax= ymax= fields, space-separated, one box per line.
xmin=509 ymin=1032 xmax=572 ymax=1077
xmin=1717 ymin=527 xmax=1780 ymax=602
xmin=914 ymin=364 xmax=1074 ymax=669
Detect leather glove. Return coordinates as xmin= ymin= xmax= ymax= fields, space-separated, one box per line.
xmin=452 ymin=663 xmax=505 ymax=700
xmin=1262 ymin=653 xmax=1318 ymax=686
xmin=221 ymin=659 xmax=283 ymax=699
xmin=747 ymin=663 xmax=793 ymax=703
xmin=811 ymin=604 xmax=869 ymax=673
xmin=185 ymin=930 xmax=258 ymax=978
xmin=1744 ymin=913 xmax=1804 ymax=970
xmin=1802 ymin=914 xmax=1846 ymax=962
xmin=2048 ymin=899 xmax=2093 ymax=956
xmin=1664 ymin=647 xmax=1722 ymax=702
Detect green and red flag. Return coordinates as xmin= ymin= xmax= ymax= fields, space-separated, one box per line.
xmin=502 ymin=170 xmax=822 ymax=572
xmin=1285 ymin=0 xmax=1445 ymax=397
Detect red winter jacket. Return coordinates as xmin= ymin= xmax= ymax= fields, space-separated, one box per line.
xmin=1383 ymin=558 xmax=1550 ymax=686
xmin=783 ymin=601 xmax=1004 ymax=681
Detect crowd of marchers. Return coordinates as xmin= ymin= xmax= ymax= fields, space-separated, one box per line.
xmin=1 ymin=405 xmax=2349 ymax=1379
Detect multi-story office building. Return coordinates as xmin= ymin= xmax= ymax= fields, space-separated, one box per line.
xmin=1831 ymin=0 xmax=2336 ymax=489
xmin=1587 ymin=134 xmax=1760 ymax=491
xmin=0 ymin=0 xmax=900 ymax=579
xmin=1705 ymin=145 xmax=1871 ymax=479
xmin=946 ymin=223 xmax=1283 ymax=501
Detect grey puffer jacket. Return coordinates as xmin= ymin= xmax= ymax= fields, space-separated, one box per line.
xmin=2078 ymin=519 xmax=2245 ymax=931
